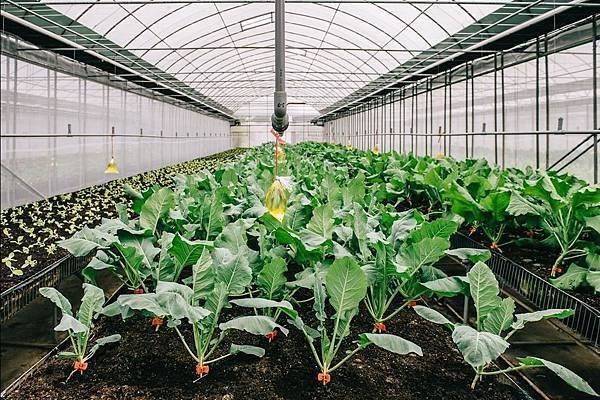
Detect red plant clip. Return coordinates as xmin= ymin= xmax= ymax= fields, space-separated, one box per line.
xmin=134 ymin=287 xmax=144 ymax=294
xmin=265 ymin=329 xmax=278 ymax=342
xmin=525 ymin=229 xmax=534 ymax=238
xmin=408 ymin=300 xmax=417 ymax=308
xmin=373 ymin=322 xmax=387 ymax=333
xmin=151 ymin=317 xmax=163 ymax=331
xmin=468 ymin=226 xmax=477 ymax=236
xmin=317 ymin=372 xmax=331 ymax=385
xmin=489 ymin=242 xmax=502 ymax=253
xmin=73 ymin=360 xmax=88 ymax=373
xmin=196 ymin=363 xmax=210 ymax=377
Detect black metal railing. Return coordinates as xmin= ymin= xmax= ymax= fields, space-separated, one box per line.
xmin=451 ymin=232 xmax=599 ymax=347
xmin=1 ymin=255 xmax=89 ymax=323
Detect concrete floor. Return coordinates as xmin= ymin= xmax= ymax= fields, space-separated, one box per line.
xmin=1 ymin=273 xmax=120 ymax=390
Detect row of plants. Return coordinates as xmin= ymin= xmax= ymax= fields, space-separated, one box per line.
xmin=37 ymin=142 xmax=597 ymax=397
xmin=0 ymin=148 xmax=245 ymax=289
xmin=359 ymin=142 xmax=600 ymax=295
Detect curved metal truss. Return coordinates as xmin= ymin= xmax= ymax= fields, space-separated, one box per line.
xmin=2 ymin=0 xmax=589 ymax=117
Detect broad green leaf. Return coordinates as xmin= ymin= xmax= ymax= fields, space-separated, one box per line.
xmin=40 ymin=287 xmax=73 ymax=316
xmin=467 ymin=262 xmax=501 ymax=321
xmin=120 ymin=233 xmax=160 ymax=270
xmin=517 ymin=357 xmax=598 ymax=396
xmin=452 ymin=325 xmax=509 ymax=368
xmin=511 ymin=309 xmax=574 ymax=331
xmin=215 ymin=220 xmax=250 ymax=255
xmin=257 ymin=256 xmax=288 ymax=300
xmin=55 ymin=314 xmax=87 ymax=333
xmin=447 ymin=183 xmax=484 ymax=223
xmin=114 ymin=243 xmax=145 ymax=287
xmin=506 ymin=192 xmax=545 ymax=216
xmin=446 ymin=248 xmax=491 ymax=264
xmin=587 ymin=271 xmax=600 ymax=293
xmin=585 ymin=215 xmax=600 ymax=234
xmin=305 ymin=203 xmax=334 ymax=243
xmin=358 ymin=333 xmax=423 ymax=356
xmin=77 ymin=283 xmax=105 ymax=328
xmin=421 ymin=276 xmax=467 ymax=297
xmin=413 ymin=305 xmax=455 ymax=328
xmin=325 ymin=257 xmax=367 ymax=315
xmin=480 ymin=191 xmax=511 ymax=222
xmin=313 ymin=274 xmax=327 ymax=323
xmin=58 ymin=227 xmax=116 ymax=257
xmin=140 ymin=187 xmax=174 ymax=235
xmin=213 ymin=248 xmax=252 ymax=295
xmin=549 ymin=264 xmax=588 ymax=291
xmin=86 ymin=334 xmax=121 ymax=360
xmin=396 ymin=237 xmax=449 ymax=274
xmin=190 ymin=249 xmax=214 ymax=301
xmin=169 ymin=234 xmax=212 ymax=269
xmin=230 ymin=298 xmax=297 ymax=319
xmin=388 ymin=212 xmax=418 ymax=246
xmin=482 ymin=297 xmax=515 ymax=335
xmin=229 ymin=344 xmax=265 ymax=358
xmin=408 ymin=218 xmax=458 ymax=243
xmin=219 ymin=315 xmax=289 ymax=336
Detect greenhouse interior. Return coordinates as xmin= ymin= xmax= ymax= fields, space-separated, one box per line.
xmin=0 ymin=0 xmax=599 ymax=399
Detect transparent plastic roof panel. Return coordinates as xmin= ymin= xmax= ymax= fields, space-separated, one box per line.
xmin=39 ymin=0 xmax=501 ymax=113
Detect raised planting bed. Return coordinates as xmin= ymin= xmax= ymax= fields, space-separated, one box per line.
xmin=2 ymin=297 xmax=530 ymax=400
xmin=451 ymin=232 xmax=600 ymax=347
xmin=1 ymin=148 xmax=245 ymax=293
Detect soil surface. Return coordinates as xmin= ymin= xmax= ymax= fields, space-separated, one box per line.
xmin=0 ymin=149 xmax=245 ymax=293
xmin=6 ymin=294 xmax=528 ymax=400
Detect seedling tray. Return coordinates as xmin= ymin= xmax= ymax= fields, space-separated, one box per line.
xmin=451 ymin=232 xmax=599 ymax=347
xmin=1 ymin=255 xmax=89 ymax=323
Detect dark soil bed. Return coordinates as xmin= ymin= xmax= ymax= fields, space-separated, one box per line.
xmin=6 ymin=295 xmax=528 ymax=400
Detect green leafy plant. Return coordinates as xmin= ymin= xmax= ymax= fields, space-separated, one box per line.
xmin=40 ymin=284 xmax=121 ymax=382
xmin=507 ymin=173 xmax=600 ymax=276
xmin=414 ymin=261 xmax=597 ymax=396
xmin=291 ymin=257 xmax=422 ymax=385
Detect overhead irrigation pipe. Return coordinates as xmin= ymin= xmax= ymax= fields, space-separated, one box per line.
xmin=271 ymin=0 xmax=288 ymax=134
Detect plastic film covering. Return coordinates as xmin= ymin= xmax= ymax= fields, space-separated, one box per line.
xmin=324 ymin=19 xmax=597 ymax=183
xmin=1 ymin=49 xmax=231 ymax=209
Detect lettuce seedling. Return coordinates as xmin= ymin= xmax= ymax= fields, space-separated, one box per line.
xmin=414 ymin=261 xmax=597 ymax=396
xmin=291 ymin=257 xmax=422 ymax=385
xmin=40 ymin=284 xmax=120 ymax=382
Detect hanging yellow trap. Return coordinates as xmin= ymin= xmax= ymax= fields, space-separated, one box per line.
xmin=265 ymin=178 xmax=288 ymax=222
xmin=435 ymin=152 xmax=445 ymax=160
xmin=104 ymin=130 xmax=119 ymax=174
xmin=346 ymin=142 xmax=353 ymax=150
xmin=276 ymin=146 xmax=286 ymax=163
xmin=104 ymin=157 xmax=119 ymax=174
xmin=372 ymin=145 xmax=380 ymax=155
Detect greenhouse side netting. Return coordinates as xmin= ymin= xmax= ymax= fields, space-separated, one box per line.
xmin=322 ymin=17 xmax=598 ymax=183
xmin=0 ymin=34 xmax=232 ymax=209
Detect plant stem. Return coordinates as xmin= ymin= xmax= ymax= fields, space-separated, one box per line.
xmin=328 ymin=346 xmax=362 ymax=373
xmin=174 ymin=326 xmax=200 ymax=362
xmin=204 ymin=353 xmax=232 ymax=365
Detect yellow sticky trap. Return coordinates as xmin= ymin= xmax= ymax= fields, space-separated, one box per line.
xmin=104 ymin=157 xmax=119 ymax=174
xmin=372 ymin=145 xmax=380 ymax=155
xmin=265 ymin=179 xmax=288 ymax=222
xmin=435 ymin=152 xmax=445 ymax=160
xmin=276 ymin=147 xmax=286 ymax=163
xmin=346 ymin=142 xmax=353 ymax=150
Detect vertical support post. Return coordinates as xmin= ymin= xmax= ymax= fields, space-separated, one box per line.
xmin=465 ymin=61 xmax=469 ymax=159
xmin=470 ymin=62 xmax=475 ymax=158
xmin=501 ymin=51 xmax=506 ymax=169
xmin=593 ymin=14 xmax=598 ymax=184
xmin=535 ymin=36 xmax=540 ymax=169
xmin=449 ymin=69 xmax=453 ymax=156
xmin=425 ymin=79 xmax=429 ymax=156
xmin=494 ymin=52 xmax=498 ymax=165
xmin=272 ymin=0 xmax=288 ymax=134
xmin=430 ymin=78 xmax=434 ymax=155
xmin=444 ymin=70 xmax=448 ymax=155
